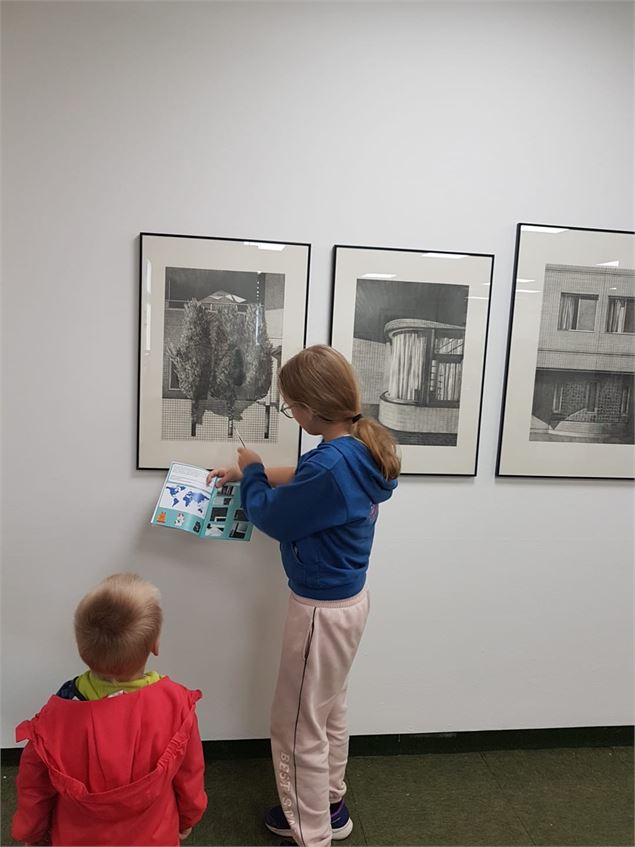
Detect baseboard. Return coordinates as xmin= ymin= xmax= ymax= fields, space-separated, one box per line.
xmin=2 ymin=725 xmax=632 ymax=767
xmin=348 ymin=725 xmax=634 ymax=757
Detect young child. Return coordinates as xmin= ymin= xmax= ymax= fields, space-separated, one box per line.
xmin=208 ymin=345 xmax=400 ymax=847
xmin=12 ymin=573 xmax=207 ymax=846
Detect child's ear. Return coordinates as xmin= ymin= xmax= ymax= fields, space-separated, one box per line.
xmin=151 ymin=638 xmax=160 ymax=657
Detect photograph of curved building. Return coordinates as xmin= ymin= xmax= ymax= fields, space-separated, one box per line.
xmin=530 ymin=264 xmax=634 ymax=444
xmin=351 ymin=277 xmax=468 ymax=446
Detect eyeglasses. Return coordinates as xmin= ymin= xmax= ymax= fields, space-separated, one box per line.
xmin=280 ymin=402 xmax=336 ymax=422
xmin=280 ymin=403 xmax=296 ymax=419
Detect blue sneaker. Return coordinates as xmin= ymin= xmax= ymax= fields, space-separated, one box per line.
xmin=264 ymin=800 xmax=353 ymax=840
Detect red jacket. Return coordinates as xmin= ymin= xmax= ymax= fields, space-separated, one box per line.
xmin=12 ymin=677 xmax=207 ymax=846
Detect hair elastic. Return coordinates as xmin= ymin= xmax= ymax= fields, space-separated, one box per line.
xmin=351 ymin=413 xmax=363 ymax=423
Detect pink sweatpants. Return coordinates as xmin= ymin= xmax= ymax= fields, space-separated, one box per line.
xmin=270 ymin=588 xmax=370 ymax=847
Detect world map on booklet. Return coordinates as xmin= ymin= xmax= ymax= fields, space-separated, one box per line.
xmin=160 ymin=485 xmax=210 ymax=516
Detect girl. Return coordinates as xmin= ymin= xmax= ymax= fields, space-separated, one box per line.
xmin=208 ymin=345 xmax=400 ymax=847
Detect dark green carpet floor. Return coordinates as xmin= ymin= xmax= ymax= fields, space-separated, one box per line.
xmin=1 ymin=746 xmax=633 ymax=845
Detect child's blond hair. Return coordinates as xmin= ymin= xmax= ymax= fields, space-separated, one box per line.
xmin=74 ymin=573 xmax=162 ymax=677
xmin=278 ymin=345 xmax=401 ymax=481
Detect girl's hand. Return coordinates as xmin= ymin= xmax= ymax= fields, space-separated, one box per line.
xmin=179 ymin=828 xmax=192 ymax=840
xmin=237 ymin=447 xmax=263 ymax=470
xmin=206 ymin=466 xmax=242 ymax=488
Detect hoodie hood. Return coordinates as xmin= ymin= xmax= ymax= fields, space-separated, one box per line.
xmin=321 ymin=435 xmax=397 ymax=503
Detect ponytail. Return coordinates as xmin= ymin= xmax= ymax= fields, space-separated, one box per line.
xmin=353 ymin=416 xmax=401 ymax=481
xmin=278 ymin=344 xmax=401 ymax=481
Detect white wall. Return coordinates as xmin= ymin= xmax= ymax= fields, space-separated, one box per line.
xmin=2 ymin=0 xmax=633 ymax=746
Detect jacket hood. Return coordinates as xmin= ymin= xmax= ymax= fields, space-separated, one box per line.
xmin=16 ymin=677 xmax=201 ymax=819
xmin=324 ymin=436 xmax=397 ymax=503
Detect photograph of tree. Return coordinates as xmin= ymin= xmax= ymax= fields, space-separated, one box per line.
xmin=138 ymin=234 xmax=310 ymax=470
xmin=162 ymin=267 xmax=283 ymax=443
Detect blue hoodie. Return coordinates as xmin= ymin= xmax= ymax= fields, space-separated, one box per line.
xmin=240 ymin=436 xmax=397 ymax=600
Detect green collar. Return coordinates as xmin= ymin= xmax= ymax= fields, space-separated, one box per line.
xmin=75 ymin=670 xmax=161 ymax=701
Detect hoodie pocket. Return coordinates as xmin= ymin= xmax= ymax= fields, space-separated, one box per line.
xmin=291 ymin=540 xmax=320 ymax=590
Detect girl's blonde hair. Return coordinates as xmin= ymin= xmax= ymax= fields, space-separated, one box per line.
xmin=278 ymin=345 xmax=401 ymax=481
xmin=74 ymin=573 xmax=162 ymax=677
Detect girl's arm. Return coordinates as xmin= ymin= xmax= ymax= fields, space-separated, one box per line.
xmin=263 ymin=466 xmax=295 ymax=486
xmin=207 ymin=466 xmax=295 ymax=488
xmin=240 ymin=458 xmax=348 ymax=542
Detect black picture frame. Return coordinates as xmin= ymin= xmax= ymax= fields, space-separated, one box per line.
xmin=496 ymin=223 xmax=635 ymax=480
xmin=330 ymin=243 xmax=494 ymax=476
xmin=137 ymin=232 xmax=311 ymax=470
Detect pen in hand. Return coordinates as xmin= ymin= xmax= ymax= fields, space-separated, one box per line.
xmin=233 ymin=425 xmax=246 ymax=448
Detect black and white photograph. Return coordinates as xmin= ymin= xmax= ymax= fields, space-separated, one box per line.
xmin=530 ymin=265 xmax=634 ymax=444
xmin=163 ymin=267 xmax=283 ymax=444
xmin=330 ymin=245 xmax=494 ymax=475
xmin=229 ymin=520 xmax=250 ymax=539
xmin=138 ymin=234 xmax=310 ymax=469
xmin=352 ymin=277 xmax=468 ymax=447
xmin=498 ymin=224 xmax=635 ymax=478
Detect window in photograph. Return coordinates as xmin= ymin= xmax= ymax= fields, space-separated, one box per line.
xmin=558 ymin=293 xmax=598 ymax=331
xmin=606 ymin=297 xmax=635 ymax=333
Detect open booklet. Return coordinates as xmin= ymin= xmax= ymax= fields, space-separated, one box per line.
xmin=151 ymin=462 xmax=253 ymax=541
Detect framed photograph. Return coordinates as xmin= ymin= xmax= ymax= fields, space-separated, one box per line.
xmin=330 ymin=245 xmax=494 ymax=475
xmin=497 ymin=223 xmax=635 ymax=479
xmin=138 ymin=233 xmax=310 ymax=469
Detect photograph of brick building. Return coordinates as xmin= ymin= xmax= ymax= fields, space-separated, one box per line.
xmin=161 ymin=267 xmax=283 ymax=443
xmin=530 ymin=264 xmax=634 ymax=444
